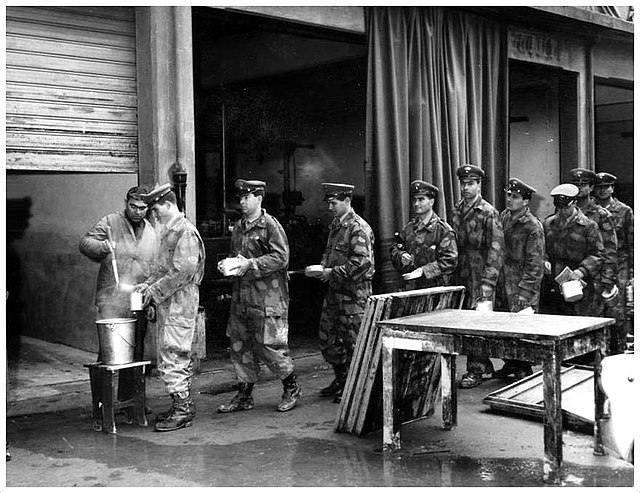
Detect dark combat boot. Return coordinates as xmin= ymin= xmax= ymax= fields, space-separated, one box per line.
xmin=217 ymin=382 xmax=255 ymax=413
xmin=277 ymin=373 xmax=301 ymax=412
xmin=154 ymin=400 xmax=176 ymax=423
xmin=319 ymin=364 xmax=347 ymax=398
xmin=154 ymin=391 xmax=195 ymax=432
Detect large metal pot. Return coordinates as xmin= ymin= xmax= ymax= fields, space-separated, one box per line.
xmin=96 ymin=318 xmax=136 ymax=365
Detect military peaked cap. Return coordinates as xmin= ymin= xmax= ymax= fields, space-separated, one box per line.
xmin=595 ymin=172 xmax=617 ymax=186
xmin=140 ymin=183 xmax=173 ymax=205
xmin=550 ymin=183 xmax=579 ymax=198
xmin=410 ymin=180 xmax=439 ymax=197
xmin=569 ymin=168 xmax=596 ymax=184
xmin=456 ymin=164 xmax=484 ymax=180
xmin=322 ymin=183 xmax=354 ymax=201
xmin=505 ymin=177 xmax=536 ymax=198
xmin=235 ymin=179 xmax=266 ymax=196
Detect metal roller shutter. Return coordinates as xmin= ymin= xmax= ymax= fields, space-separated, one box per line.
xmin=6 ymin=6 xmax=138 ymax=172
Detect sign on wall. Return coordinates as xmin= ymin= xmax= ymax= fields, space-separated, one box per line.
xmin=507 ymin=27 xmax=583 ymax=71
xmin=6 ymin=6 xmax=138 ymax=172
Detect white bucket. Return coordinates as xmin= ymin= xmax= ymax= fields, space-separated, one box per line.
xmin=96 ymin=318 xmax=136 ymax=365
xmin=561 ymin=280 xmax=584 ymax=302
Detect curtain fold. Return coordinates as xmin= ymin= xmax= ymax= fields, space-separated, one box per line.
xmin=365 ymin=7 xmax=507 ymax=292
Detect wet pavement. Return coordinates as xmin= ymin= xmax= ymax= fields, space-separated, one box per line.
xmin=5 ymin=366 xmax=635 ymax=488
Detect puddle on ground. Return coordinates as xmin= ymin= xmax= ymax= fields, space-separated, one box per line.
xmin=7 ymin=412 xmax=634 ymax=487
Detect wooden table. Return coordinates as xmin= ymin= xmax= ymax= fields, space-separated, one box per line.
xmin=378 ymin=309 xmax=613 ymax=483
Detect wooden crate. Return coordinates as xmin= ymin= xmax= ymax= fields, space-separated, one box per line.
xmin=334 ymin=286 xmax=465 ymax=436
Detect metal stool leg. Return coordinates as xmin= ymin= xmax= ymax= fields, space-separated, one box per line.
xmin=101 ymin=370 xmax=117 ymax=434
xmin=89 ymin=366 xmax=103 ymax=432
xmin=132 ymin=365 xmax=148 ymax=427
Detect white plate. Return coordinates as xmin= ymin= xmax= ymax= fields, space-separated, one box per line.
xmin=402 ymin=269 xmax=422 ymax=281
xmin=219 ymin=257 xmax=241 ymax=276
xmin=305 ymin=265 xmax=324 ymax=278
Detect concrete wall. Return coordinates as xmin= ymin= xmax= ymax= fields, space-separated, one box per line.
xmin=593 ymin=38 xmax=634 ymax=81
xmin=7 ymin=173 xmax=137 ymax=351
xmin=224 ymin=6 xmax=366 ymax=33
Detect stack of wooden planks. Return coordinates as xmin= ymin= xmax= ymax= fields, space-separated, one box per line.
xmin=334 ymin=286 xmax=465 ymax=436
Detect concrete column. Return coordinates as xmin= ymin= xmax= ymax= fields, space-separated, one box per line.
xmin=135 ymin=6 xmax=196 ymax=221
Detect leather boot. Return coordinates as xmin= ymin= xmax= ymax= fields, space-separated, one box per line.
xmin=154 ymin=402 xmax=174 ymax=423
xmin=319 ymin=364 xmax=347 ymax=397
xmin=154 ymin=391 xmax=195 ymax=432
xmin=217 ymin=382 xmax=255 ymax=413
xmin=277 ymin=373 xmax=301 ymax=412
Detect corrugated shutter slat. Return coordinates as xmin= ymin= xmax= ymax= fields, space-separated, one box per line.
xmin=6 ymin=6 xmax=137 ymax=172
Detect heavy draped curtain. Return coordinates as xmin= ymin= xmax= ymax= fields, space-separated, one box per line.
xmin=364 ymin=7 xmax=507 ymax=292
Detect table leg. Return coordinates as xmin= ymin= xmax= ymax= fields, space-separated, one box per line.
xmin=441 ymin=354 xmax=457 ymax=430
xmin=542 ymin=348 xmax=563 ymax=483
xmin=382 ymin=337 xmax=400 ymax=450
xmin=592 ymin=349 xmax=606 ymax=456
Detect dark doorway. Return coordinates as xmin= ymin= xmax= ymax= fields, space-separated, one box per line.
xmin=191 ymin=7 xmax=367 ymax=354
xmin=508 ymin=61 xmax=579 ymax=219
xmin=594 ymin=81 xmax=633 ymax=207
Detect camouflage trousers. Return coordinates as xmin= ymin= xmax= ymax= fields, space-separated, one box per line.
xmin=609 ymin=259 xmax=632 ymax=354
xmin=226 ymin=307 xmax=295 ymax=383
xmin=603 ymin=290 xmax=628 ymax=355
xmin=157 ymin=306 xmax=196 ymax=395
xmin=318 ymin=289 xmax=367 ymax=368
xmin=158 ymin=324 xmax=194 ymax=395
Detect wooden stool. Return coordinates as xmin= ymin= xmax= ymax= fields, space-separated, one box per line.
xmin=85 ymin=360 xmax=151 ymax=434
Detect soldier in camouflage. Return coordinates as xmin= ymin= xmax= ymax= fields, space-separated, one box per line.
xmin=569 ymin=168 xmax=625 ymax=355
xmin=569 ymin=168 xmax=618 ymax=303
xmin=390 ymin=180 xmax=457 ymax=288
xmin=317 ymin=183 xmax=375 ymax=403
xmin=137 ymin=184 xmax=206 ymax=432
xmin=594 ymin=172 xmax=633 ymax=354
xmin=542 ymin=183 xmax=604 ymax=318
xmin=451 ymin=165 xmax=504 ymax=389
xmin=217 ymin=180 xmax=300 ymax=414
xmin=494 ymin=178 xmax=545 ymax=380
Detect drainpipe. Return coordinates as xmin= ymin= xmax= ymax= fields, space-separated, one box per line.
xmin=172 ymin=6 xmax=195 ymax=217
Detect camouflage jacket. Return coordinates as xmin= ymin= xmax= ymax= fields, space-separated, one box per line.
xmin=322 ymin=209 xmax=375 ymax=301
xmin=80 ymin=211 xmax=157 ymax=308
xmin=498 ymin=207 xmax=545 ymax=310
xmin=229 ymin=210 xmax=290 ymax=316
xmin=602 ymin=198 xmax=634 ymax=276
xmin=543 ymin=208 xmax=604 ymax=284
xmin=146 ymin=213 xmax=205 ymax=326
xmin=451 ymin=195 xmax=504 ymax=304
xmin=578 ymin=197 xmax=618 ymax=289
xmin=390 ymin=212 xmax=458 ymax=288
